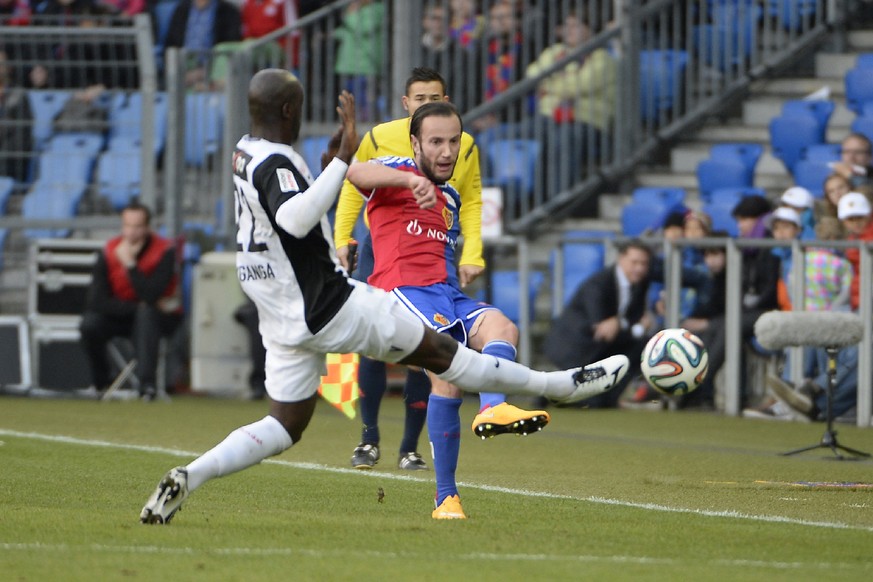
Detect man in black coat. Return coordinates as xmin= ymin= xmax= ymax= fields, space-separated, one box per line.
xmin=164 ymin=0 xmax=242 ymax=88
xmin=544 ymin=239 xmax=653 ymax=408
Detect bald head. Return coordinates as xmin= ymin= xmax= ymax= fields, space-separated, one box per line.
xmin=248 ymin=69 xmax=304 ymax=144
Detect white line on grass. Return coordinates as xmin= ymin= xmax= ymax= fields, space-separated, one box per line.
xmin=3 ymin=428 xmax=873 ymax=535
xmin=0 ymin=541 xmax=865 ymax=571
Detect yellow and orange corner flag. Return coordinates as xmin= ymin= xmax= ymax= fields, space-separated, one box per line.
xmin=317 ymin=353 xmax=360 ymax=419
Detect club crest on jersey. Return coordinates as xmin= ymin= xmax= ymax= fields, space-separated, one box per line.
xmin=433 ymin=313 xmax=450 ymax=326
xmin=276 ymin=168 xmax=299 ymax=192
xmin=232 ymin=150 xmax=251 ymax=179
xmin=406 ymin=219 xmax=423 ymax=235
xmin=442 ymin=206 xmax=454 ymax=230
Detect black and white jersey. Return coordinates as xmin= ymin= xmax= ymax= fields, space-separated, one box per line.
xmin=232 ymin=135 xmax=353 ymax=345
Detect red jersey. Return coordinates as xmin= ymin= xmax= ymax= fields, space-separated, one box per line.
xmin=357 ymin=156 xmax=462 ymax=291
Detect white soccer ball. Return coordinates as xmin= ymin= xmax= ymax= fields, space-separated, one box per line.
xmin=641 ymin=328 xmax=708 ymax=396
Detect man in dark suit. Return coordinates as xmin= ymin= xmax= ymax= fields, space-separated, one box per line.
xmin=544 ymin=239 xmax=653 ymax=408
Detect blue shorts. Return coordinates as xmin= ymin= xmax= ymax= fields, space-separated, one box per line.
xmin=392 ymin=282 xmax=496 ymax=346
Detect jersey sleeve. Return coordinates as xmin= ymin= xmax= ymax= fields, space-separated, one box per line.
xmin=455 ymin=135 xmax=485 ymax=268
xmin=253 ymin=154 xmax=301 ymax=218
xmin=333 ymin=128 xmax=379 ymax=247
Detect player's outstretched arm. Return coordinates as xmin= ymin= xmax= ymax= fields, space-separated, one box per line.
xmin=347 ymin=164 xmax=438 ymax=209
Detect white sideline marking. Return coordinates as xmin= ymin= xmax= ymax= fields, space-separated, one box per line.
xmin=3 ymin=428 xmax=873 ymax=535
xmin=0 ymin=541 xmax=865 ymax=571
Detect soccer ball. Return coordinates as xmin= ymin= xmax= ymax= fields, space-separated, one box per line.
xmin=640 ymin=328 xmax=708 ymax=396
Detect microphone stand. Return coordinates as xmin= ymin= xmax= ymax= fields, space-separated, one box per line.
xmin=782 ymin=346 xmax=870 ymax=459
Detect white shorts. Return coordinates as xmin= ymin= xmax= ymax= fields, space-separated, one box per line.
xmin=263 ymin=282 xmax=425 ymax=402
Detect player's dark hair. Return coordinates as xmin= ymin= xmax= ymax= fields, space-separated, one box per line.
xmin=122 ymin=201 xmax=152 ymax=225
xmin=405 ymin=67 xmax=447 ymax=96
xmin=410 ymin=101 xmax=462 ymax=139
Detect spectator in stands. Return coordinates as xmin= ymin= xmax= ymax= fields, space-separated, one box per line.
xmin=524 ymin=10 xmax=617 ymax=194
xmin=0 ymin=0 xmax=31 ymax=24
xmin=838 ymin=191 xmax=873 ymax=311
xmin=755 ymin=216 xmax=856 ymax=422
xmin=683 ymin=195 xmax=780 ymax=410
xmin=420 ymin=1 xmax=470 ymax=108
xmin=544 ymin=239 xmax=653 ymax=409
xmin=448 ymin=0 xmax=484 ymax=49
xmin=79 ymin=202 xmax=183 ymax=401
xmin=334 ymin=0 xmax=384 ymax=121
xmin=768 ymin=206 xmax=802 ymax=309
xmin=241 ymin=0 xmax=296 ymax=40
xmin=0 ymin=48 xmax=33 ymax=183
xmin=470 ymin=0 xmax=529 ymax=132
xmin=681 ymin=231 xmax=729 ymax=338
xmin=819 ymin=173 xmax=852 ymax=220
xmin=831 ymin=133 xmax=873 ymax=191
xmin=97 ymin=0 xmax=145 ymax=16
xmin=164 ymin=0 xmax=243 ymax=90
xmin=779 ymin=186 xmax=815 ymax=240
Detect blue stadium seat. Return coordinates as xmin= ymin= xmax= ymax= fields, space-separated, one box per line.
xmin=851 ymin=115 xmax=873 ymax=145
xmin=767 ymin=0 xmax=817 ymax=30
xmin=693 ymin=4 xmax=761 ymax=70
xmin=109 ymin=91 xmax=168 ymax=156
xmin=299 ymin=135 xmax=332 ymax=178
xmin=45 ymin=132 xmax=105 ymax=157
xmin=781 ymin=100 xmax=834 ymax=142
xmin=34 ymin=151 xmax=96 ymax=186
xmin=857 ymin=53 xmax=873 ymax=69
xmin=185 ymin=92 xmax=224 ymax=167
xmin=107 ymin=135 xmax=143 ymax=153
xmin=703 ymin=202 xmax=739 ymax=236
xmin=708 ymin=186 xmax=766 ymax=208
xmin=709 ymin=143 xmax=763 ymax=183
xmin=801 ymin=143 xmax=841 ymax=162
xmin=550 ymin=241 xmax=605 ymax=309
xmin=486 ymin=270 xmax=545 ymax=326
xmin=22 ymin=182 xmax=88 ymax=238
xmin=27 ymin=90 xmax=72 ymax=149
xmin=631 ymin=187 xmax=686 ymax=209
xmin=621 ymin=201 xmax=670 ymax=236
xmin=483 ymin=139 xmax=540 ymax=198
xmin=792 ymin=159 xmax=831 ymax=198
xmin=96 ymin=149 xmax=142 ymax=210
xmin=845 ymin=67 xmax=873 ymax=115
xmin=769 ymin=113 xmax=822 ymax=173
xmin=639 ymin=50 xmax=688 ymax=121
xmin=0 ymin=176 xmax=13 ymax=214
xmin=696 ymin=158 xmax=752 ymax=203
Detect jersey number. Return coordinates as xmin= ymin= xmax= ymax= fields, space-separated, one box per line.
xmin=234 ymin=181 xmax=269 ymax=253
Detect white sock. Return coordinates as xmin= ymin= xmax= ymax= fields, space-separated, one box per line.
xmin=436 ymin=344 xmax=576 ymax=399
xmin=185 ymin=416 xmax=293 ymax=492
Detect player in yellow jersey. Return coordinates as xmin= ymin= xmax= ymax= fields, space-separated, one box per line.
xmin=334 ymin=67 xmax=550 ymax=472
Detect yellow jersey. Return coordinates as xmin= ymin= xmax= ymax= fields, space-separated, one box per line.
xmin=333 ymin=117 xmax=484 ymax=268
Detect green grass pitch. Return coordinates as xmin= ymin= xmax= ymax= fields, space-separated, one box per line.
xmin=2 ymin=394 xmax=873 ymax=581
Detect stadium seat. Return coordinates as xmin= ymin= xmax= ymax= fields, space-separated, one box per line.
xmin=34 ymin=150 xmax=96 ymax=186
xmin=27 ymin=90 xmax=72 ymax=149
xmin=483 ymin=139 xmax=540 ymax=198
xmin=485 ymin=270 xmax=545 ymax=326
xmin=96 ymin=149 xmax=142 ymax=210
xmin=109 ymin=91 xmax=168 ymax=156
xmin=845 ymin=67 xmax=873 ymax=115
xmin=857 ymin=53 xmax=873 ymax=69
xmin=696 ymin=158 xmax=752 ymax=203
xmin=631 ymin=187 xmax=686 ymax=209
xmin=769 ymin=113 xmax=822 ymax=173
xmin=299 ymin=135 xmax=332 ymax=178
xmin=851 ymin=115 xmax=873 ymax=145
xmin=703 ymin=202 xmax=740 ymax=236
xmin=621 ymin=201 xmax=670 ymax=236
xmin=693 ymin=4 xmax=761 ymax=71
xmin=550 ymin=241 xmax=605 ymax=311
xmin=185 ymin=92 xmax=224 ymax=167
xmin=639 ymin=50 xmax=688 ymax=122
xmin=801 ymin=143 xmax=841 ymax=162
xmin=0 ymin=176 xmax=13 ymax=214
xmin=45 ymin=132 xmax=105 ymax=157
xmin=781 ymin=100 xmax=834 ymax=142
xmin=708 ymin=186 xmax=766 ymax=208
xmin=792 ymin=159 xmax=831 ymax=198
xmin=709 ymin=143 xmax=763 ymax=183
xmin=21 ymin=182 xmax=88 ymax=238
xmin=768 ymin=0 xmax=817 ymax=30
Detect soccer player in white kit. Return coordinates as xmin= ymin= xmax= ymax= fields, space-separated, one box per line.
xmin=140 ymin=69 xmax=628 ymax=524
